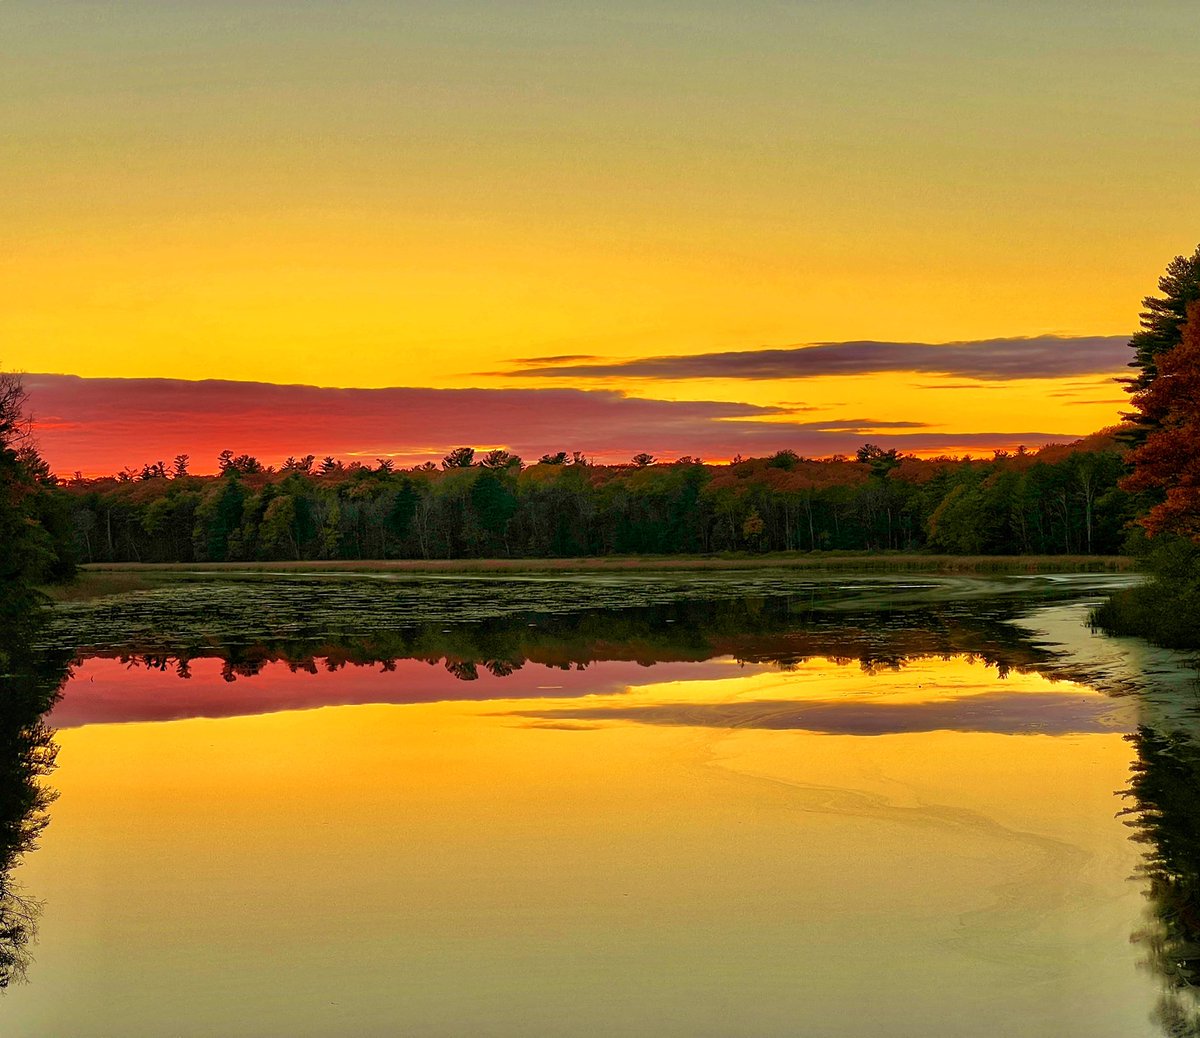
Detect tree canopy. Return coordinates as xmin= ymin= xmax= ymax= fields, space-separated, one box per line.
xmin=49 ymin=435 xmax=1132 ymax=564
xmin=1123 ymin=300 xmax=1200 ymax=541
xmin=1126 ymin=243 xmax=1200 ymax=395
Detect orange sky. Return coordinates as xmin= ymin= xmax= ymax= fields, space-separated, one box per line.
xmin=4 ymin=2 xmax=1195 ymax=472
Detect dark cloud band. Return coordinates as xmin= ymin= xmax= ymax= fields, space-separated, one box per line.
xmin=511 ymin=336 xmax=1131 ymax=382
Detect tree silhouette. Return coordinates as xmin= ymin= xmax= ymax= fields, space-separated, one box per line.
xmin=441 ymin=447 xmax=475 ymax=469
xmin=1127 ymin=244 xmax=1200 ymax=394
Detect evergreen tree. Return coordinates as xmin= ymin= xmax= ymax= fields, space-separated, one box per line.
xmin=1126 ymin=244 xmax=1200 ymax=395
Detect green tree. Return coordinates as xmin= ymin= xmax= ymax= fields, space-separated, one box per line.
xmin=260 ymin=495 xmax=299 ymax=559
xmin=1127 ymin=244 xmax=1200 ymax=393
xmin=193 ymin=471 xmax=247 ymax=561
xmin=0 ymin=373 xmax=70 ymax=666
xmin=471 ymin=469 xmax=518 ymax=551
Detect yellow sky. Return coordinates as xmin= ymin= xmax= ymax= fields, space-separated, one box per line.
xmin=3 ymin=2 xmax=1195 ymax=439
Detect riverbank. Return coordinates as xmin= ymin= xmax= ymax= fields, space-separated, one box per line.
xmin=45 ymin=553 xmax=1136 ymax=602
xmin=1090 ymin=540 xmax=1200 ymax=651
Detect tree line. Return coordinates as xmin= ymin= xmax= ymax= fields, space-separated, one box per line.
xmin=55 ymin=434 xmax=1133 ymax=564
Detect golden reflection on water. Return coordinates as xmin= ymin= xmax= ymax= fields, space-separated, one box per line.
xmin=5 ymin=656 xmax=1160 ymax=1037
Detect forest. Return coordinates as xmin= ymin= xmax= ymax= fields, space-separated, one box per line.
xmin=46 ymin=434 xmax=1133 ymax=564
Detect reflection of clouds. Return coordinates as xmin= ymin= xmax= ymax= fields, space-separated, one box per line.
xmin=515 ymin=721 xmax=604 ymax=731
xmin=510 ymin=691 xmax=1127 ymax=737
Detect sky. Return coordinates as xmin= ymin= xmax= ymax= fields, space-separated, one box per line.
xmin=4 ymin=1 xmax=1198 ymax=473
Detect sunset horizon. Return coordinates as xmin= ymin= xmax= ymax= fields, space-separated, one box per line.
xmin=22 ymin=324 xmax=1134 ymax=476
xmin=4 ymin=4 xmax=1199 ymax=1036
xmin=6 ymin=3 xmax=1193 ymax=480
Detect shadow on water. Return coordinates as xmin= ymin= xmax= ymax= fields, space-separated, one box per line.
xmin=0 ymin=612 xmax=70 ymax=988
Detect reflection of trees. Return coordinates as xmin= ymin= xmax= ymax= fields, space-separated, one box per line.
xmin=1124 ymin=725 xmax=1200 ymax=1036
xmin=76 ymin=595 xmax=1058 ymax=685
xmin=0 ymin=623 xmax=69 ymax=988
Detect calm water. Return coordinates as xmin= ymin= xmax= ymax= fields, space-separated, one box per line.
xmin=4 ymin=572 xmax=1200 ymax=1037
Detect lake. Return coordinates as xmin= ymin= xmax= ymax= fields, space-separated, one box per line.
xmin=4 ymin=571 xmax=1199 ymax=1037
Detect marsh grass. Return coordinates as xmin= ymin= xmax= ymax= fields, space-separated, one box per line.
xmin=40 ymin=572 xmax=170 ymax=603
xmin=72 ymin=552 xmax=1134 ymax=586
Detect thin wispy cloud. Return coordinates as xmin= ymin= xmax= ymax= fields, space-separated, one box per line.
xmin=508 ymin=336 xmax=1132 ymax=382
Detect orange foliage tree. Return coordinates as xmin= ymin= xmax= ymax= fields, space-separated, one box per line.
xmin=1123 ymin=299 xmax=1200 ymax=541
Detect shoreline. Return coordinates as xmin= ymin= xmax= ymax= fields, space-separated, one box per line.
xmin=46 ymin=554 xmax=1137 ymax=602
xmin=75 ymin=552 xmax=1135 ymax=573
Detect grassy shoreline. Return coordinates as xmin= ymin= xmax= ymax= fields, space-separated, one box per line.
xmin=1091 ymin=541 xmax=1200 ymax=651
xmin=45 ymin=553 xmax=1136 ymax=602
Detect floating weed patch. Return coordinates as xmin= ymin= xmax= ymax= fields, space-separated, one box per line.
xmin=39 ymin=571 xmax=1138 ymax=658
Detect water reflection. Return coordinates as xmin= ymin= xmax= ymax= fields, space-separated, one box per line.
xmin=48 ymin=596 xmax=1089 ymax=732
xmin=1124 ymin=726 xmax=1200 ymax=1035
xmin=66 ymin=595 xmax=1056 ymax=680
xmin=12 ymin=578 xmax=1200 ymax=1035
xmin=0 ymin=621 xmax=68 ymax=987
xmin=510 ymin=691 xmax=1122 ymax=737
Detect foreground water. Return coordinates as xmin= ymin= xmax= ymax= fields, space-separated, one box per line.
xmin=5 ymin=572 xmax=1200 ymax=1036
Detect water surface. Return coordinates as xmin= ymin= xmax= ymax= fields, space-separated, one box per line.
xmin=4 ymin=572 xmax=1199 ymax=1037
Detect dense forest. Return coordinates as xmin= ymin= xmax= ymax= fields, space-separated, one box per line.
xmin=47 ymin=434 xmax=1134 ymax=563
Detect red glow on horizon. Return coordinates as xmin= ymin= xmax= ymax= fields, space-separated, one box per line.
xmin=24 ymin=373 xmax=1087 ymax=478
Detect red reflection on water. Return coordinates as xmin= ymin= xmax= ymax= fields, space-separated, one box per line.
xmin=49 ymin=656 xmax=739 ymax=728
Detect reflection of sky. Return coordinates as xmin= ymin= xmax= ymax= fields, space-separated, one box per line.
xmin=48 ymin=655 xmax=764 ymax=728
xmin=513 ymin=692 xmax=1123 ymax=736
xmin=9 ymin=651 xmax=1157 ymax=1037
xmin=50 ymin=653 xmax=1133 ymax=737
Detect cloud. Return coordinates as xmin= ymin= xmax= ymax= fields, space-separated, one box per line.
xmin=508 ymin=335 xmax=1132 ymax=382
xmin=790 ymin=418 xmax=929 ymax=430
xmin=24 ymin=374 xmax=1085 ymax=475
xmin=511 ymin=353 xmax=602 ymax=364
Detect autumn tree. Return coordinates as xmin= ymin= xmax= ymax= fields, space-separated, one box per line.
xmin=741 ymin=507 xmax=765 ymax=546
xmin=1123 ymin=300 xmax=1200 ymax=540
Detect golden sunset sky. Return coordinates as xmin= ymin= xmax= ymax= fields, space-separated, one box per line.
xmin=4 ymin=2 xmax=1197 ymax=470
